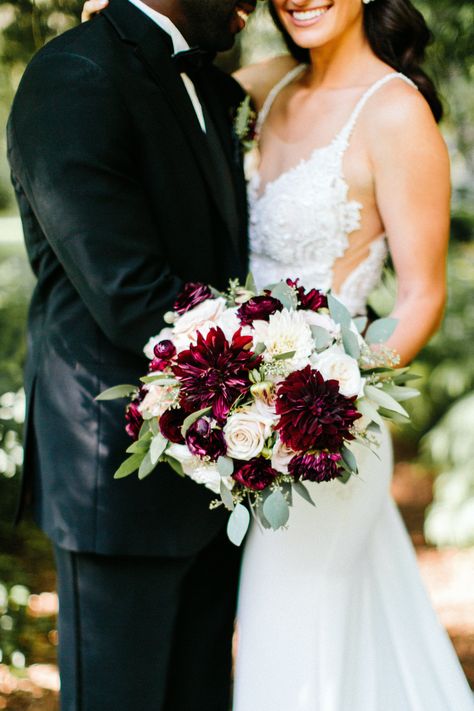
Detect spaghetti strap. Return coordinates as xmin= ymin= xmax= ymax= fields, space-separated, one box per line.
xmin=337 ymin=72 xmax=418 ymax=150
xmin=256 ymin=64 xmax=306 ymax=135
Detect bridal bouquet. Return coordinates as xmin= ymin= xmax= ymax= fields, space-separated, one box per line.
xmin=98 ymin=276 xmax=418 ymax=545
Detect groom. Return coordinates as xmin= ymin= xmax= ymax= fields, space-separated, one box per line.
xmin=7 ymin=0 xmax=255 ymax=709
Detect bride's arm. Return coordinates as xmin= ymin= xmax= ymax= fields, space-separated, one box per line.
xmin=368 ymin=82 xmax=451 ymax=367
xmin=81 ymin=0 xmax=107 ymax=22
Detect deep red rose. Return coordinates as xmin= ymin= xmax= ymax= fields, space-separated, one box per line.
xmin=172 ymin=327 xmax=259 ymax=423
xmin=174 ymin=282 xmax=214 ymax=315
xmin=288 ymin=451 xmax=343 ymax=483
xmin=233 ymin=458 xmax=278 ymax=491
xmin=276 ymin=366 xmax=361 ymax=452
xmin=185 ymin=417 xmax=227 ymax=461
xmin=159 ymin=408 xmax=186 ymax=444
xmin=286 ymin=278 xmax=328 ymax=311
xmin=237 ymin=295 xmax=283 ymax=326
xmin=149 ymin=357 xmax=168 ymax=373
xmin=150 ymin=339 xmax=177 ymax=372
xmin=125 ymin=400 xmax=143 ymax=441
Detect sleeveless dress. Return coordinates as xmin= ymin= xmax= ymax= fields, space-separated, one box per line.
xmin=233 ymin=68 xmax=474 ymax=711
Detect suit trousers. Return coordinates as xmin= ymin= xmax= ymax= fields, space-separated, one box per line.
xmin=54 ymin=528 xmax=241 ymax=711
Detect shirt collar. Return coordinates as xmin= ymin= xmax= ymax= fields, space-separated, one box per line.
xmin=127 ymin=0 xmax=190 ymax=53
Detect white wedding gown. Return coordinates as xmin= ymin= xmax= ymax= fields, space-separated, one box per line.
xmin=233 ymin=68 xmax=474 ymax=711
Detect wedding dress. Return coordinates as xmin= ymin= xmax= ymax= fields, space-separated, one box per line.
xmin=233 ymin=67 xmax=474 ymax=711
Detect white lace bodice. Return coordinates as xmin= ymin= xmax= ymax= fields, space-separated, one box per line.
xmin=248 ymin=67 xmax=417 ymax=315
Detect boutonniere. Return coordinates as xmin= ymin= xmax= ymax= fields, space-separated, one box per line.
xmin=234 ymin=95 xmax=261 ymax=182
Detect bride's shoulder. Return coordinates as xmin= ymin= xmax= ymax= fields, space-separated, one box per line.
xmin=233 ymin=54 xmax=299 ymax=111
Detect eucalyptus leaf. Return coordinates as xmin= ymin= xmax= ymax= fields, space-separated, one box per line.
xmin=338 ymin=467 xmax=353 ymax=485
xmin=149 ymin=418 xmax=159 ymax=436
xmin=263 ymin=489 xmax=290 ymax=530
xmin=342 ymin=327 xmax=361 ymax=359
xmin=270 ymin=282 xmax=298 ymax=311
xmin=126 ymin=433 xmax=152 ymax=454
xmin=378 ymin=407 xmax=410 ymax=424
xmin=293 ymin=481 xmax=316 ymax=506
xmin=220 ymin=481 xmax=235 ymax=512
xmin=341 ymin=445 xmax=358 ymax=474
xmin=163 ymin=455 xmax=185 ymax=477
xmin=357 ymin=397 xmax=383 ymax=426
xmin=217 ymin=456 xmax=234 ymax=478
xmin=328 ymin=293 xmax=351 ymax=329
xmin=114 ymin=453 xmax=144 ymax=480
xmin=365 ymin=384 xmax=409 ymax=417
xmin=227 ymin=503 xmax=251 ymax=546
xmin=365 ymin=317 xmax=398 ymax=345
xmin=253 ymin=342 xmax=266 ymax=356
xmin=96 ymin=384 xmax=137 ymax=401
xmin=150 ymin=434 xmax=168 ymax=465
xmin=139 ymin=420 xmax=151 ymax=439
xmin=383 ymin=384 xmax=420 ymax=402
xmin=181 ymin=407 xmax=213 ymax=437
xmin=245 ymin=272 xmax=257 ymax=294
xmin=393 ymin=371 xmax=422 ymax=384
xmin=274 ymin=350 xmax=296 ymax=361
xmin=311 ymin=326 xmax=332 ymax=351
xmin=353 ymin=316 xmax=368 ymax=334
xmin=140 ymin=375 xmax=177 ymax=385
xmin=138 ymin=451 xmax=156 ymax=480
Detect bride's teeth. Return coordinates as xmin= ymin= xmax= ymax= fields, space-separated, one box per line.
xmin=293 ymin=8 xmax=328 ymax=21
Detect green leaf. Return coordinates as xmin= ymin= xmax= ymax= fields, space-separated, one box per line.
xmin=367 ymin=421 xmax=382 ymax=434
xmin=357 ymin=398 xmax=383 ymax=426
xmin=328 ymin=293 xmax=351 ymax=329
xmin=140 ymin=375 xmax=177 ymax=385
xmin=220 ymin=481 xmax=235 ymax=512
xmin=353 ymin=316 xmax=368 ymax=334
xmin=149 ymin=418 xmax=159 ymax=436
xmin=96 ymin=384 xmax=137 ymax=401
xmin=378 ymin=407 xmax=410 ymax=424
xmin=270 ymin=282 xmax=298 ymax=311
xmin=293 ymin=481 xmax=316 ymax=506
xmin=311 ymin=326 xmax=332 ymax=351
xmin=338 ymin=467 xmax=353 ymax=484
xmin=253 ymin=342 xmax=266 ymax=356
xmin=364 ymin=384 xmax=409 ymax=417
xmin=365 ymin=317 xmax=398 ymax=345
xmin=227 ymin=503 xmax=251 ymax=546
xmin=126 ymin=433 xmax=152 ymax=454
xmin=181 ymin=407 xmax=213 ymax=437
xmin=383 ymin=384 xmax=420 ymax=402
xmin=245 ymin=272 xmax=257 ymax=294
xmin=273 ymin=350 xmax=296 ymax=361
xmin=341 ymin=445 xmax=358 ymax=474
xmin=163 ymin=455 xmax=185 ymax=477
xmin=393 ymin=371 xmax=422 ymax=385
xmin=217 ymin=456 xmax=234 ymax=478
xmin=139 ymin=420 xmax=151 ymax=439
xmin=138 ymin=451 xmax=156 ymax=480
xmin=263 ymin=489 xmax=290 ymax=530
xmin=342 ymin=327 xmax=361 ymax=359
xmin=114 ymin=453 xmax=144 ymax=479
xmin=150 ymin=434 xmax=168 ymax=465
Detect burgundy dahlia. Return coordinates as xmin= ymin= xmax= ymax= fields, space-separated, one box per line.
xmin=174 ymin=282 xmax=214 ymax=315
xmin=185 ymin=417 xmax=227 ymax=461
xmin=289 ymin=451 xmax=343 ymax=483
xmin=276 ymin=365 xmax=361 ymax=452
xmin=237 ymin=295 xmax=283 ymax=326
xmin=159 ymin=408 xmax=186 ymax=444
xmin=286 ymin=278 xmax=328 ymax=311
xmin=233 ymin=458 xmax=278 ymax=491
xmin=172 ymin=327 xmax=259 ymax=422
xmin=125 ymin=400 xmax=143 ymax=441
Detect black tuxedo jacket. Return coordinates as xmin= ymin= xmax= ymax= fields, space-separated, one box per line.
xmin=7 ymin=0 xmax=248 ymax=557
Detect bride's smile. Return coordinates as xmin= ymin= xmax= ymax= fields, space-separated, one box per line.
xmin=287 ymin=4 xmax=334 ymax=28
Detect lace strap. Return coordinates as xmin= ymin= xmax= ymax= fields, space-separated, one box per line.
xmin=337 ymin=72 xmax=418 ymax=149
xmin=256 ymin=64 xmax=306 ymax=135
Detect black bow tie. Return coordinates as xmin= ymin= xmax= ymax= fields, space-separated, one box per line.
xmin=171 ymin=48 xmax=215 ymax=77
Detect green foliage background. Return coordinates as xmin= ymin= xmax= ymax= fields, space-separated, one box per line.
xmin=0 ymin=0 xmax=472 ymax=671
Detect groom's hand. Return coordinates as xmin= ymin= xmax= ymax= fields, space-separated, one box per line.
xmin=82 ymin=0 xmax=108 ymax=23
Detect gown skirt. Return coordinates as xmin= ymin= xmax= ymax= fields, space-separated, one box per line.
xmin=234 ymin=425 xmax=474 ymax=711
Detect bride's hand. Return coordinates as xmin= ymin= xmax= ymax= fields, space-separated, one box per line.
xmin=81 ymin=0 xmax=108 ymax=22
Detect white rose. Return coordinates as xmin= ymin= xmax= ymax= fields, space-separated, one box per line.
xmin=224 ymin=406 xmax=273 ymax=461
xmin=313 ymin=348 xmax=362 ymax=398
xmin=139 ymin=384 xmax=177 ymax=420
xmin=215 ymin=307 xmax=241 ymax=341
xmin=166 ymin=443 xmax=233 ymax=494
xmin=173 ymin=297 xmax=227 ymax=344
xmin=271 ymin=437 xmax=296 ymax=475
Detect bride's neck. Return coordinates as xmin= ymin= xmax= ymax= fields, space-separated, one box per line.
xmin=307 ymin=26 xmax=377 ymax=90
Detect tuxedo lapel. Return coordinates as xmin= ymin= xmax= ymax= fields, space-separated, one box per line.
xmin=102 ymin=0 xmax=235 ymax=237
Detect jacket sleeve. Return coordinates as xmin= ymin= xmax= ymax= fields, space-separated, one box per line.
xmin=8 ymin=51 xmax=183 ymax=356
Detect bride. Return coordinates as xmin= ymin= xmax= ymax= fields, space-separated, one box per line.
xmin=83 ymin=0 xmax=473 ymax=707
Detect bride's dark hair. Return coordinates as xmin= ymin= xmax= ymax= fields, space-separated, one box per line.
xmin=268 ymin=0 xmax=443 ymax=122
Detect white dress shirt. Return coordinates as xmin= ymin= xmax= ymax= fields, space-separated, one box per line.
xmin=128 ymin=0 xmax=207 ymax=132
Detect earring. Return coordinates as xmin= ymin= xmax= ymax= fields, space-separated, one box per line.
xmin=362 ymin=0 xmax=376 ymax=4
